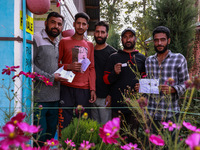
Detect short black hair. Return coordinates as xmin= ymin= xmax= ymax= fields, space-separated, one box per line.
xmin=46 ymin=11 xmax=64 ymax=22
xmin=75 ymin=12 xmax=90 ymax=23
xmin=153 ymin=26 xmax=170 ymax=39
xmin=95 ymin=21 xmax=109 ymax=33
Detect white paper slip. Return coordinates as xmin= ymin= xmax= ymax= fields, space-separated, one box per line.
xmin=54 ymin=66 xmax=75 ymax=83
xmin=122 ymin=63 xmax=127 ymax=67
xmin=79 ymin=58 xmax=91 ymax=72
xmin=139 ymin=79 xmax=159 ymax=94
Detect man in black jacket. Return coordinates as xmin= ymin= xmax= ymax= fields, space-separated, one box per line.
xmin=103 ymin=28 xmax=146 ymax=141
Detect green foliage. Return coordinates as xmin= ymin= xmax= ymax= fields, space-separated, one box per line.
xmin=106 ymin=25 xmax=121 ymax=50
xmin=147 ymin=0 xmax=198 ymax=68
xmin=100 ymin=0 xmax=123 ymax=27
xmin=60 ymin=117 xmax=117 ymax=149
xmin=124 ymin=0 xmax=153 ymax=56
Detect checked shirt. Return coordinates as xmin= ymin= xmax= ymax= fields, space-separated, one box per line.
xmin=145 ymin=50 xmax=189 ymax=120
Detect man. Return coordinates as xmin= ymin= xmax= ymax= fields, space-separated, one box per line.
xmin=33 ymin=12 xmax=67 ymax=146
xmin=91 ymin=21 xmax=117 ymax=124
xmin=58 ymin=12 xmax=96 ymax=129
xmin=103 ymin=28 xmax=146 ymax=140
xmin=136 ymin=26 xmax=189 ymax=133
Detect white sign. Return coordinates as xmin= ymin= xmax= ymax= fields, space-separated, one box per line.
xmin=139 ymin=79 xmax=159 ymax=94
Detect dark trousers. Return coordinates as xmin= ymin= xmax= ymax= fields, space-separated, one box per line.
xmin=59 ymin=85 xmax=91 ymax=132
xmin=33 ymin=101 xmax=59 ymax=147
xmin=112 ymin=110 xmax=139 ymax=143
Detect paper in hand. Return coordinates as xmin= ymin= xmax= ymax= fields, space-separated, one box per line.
xmin=54 ymin=66 xmax=75 ymax=83
xmin=78 ymin=58 xmax=91 ymax=72
xmin=139 ymin=79 xmax=159 ymax=94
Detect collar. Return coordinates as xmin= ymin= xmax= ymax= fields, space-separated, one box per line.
xmin=118 ymin=49 xmax=139 ymax=54
xmin=152 ymin=50 xmax=172 ymax=59
xmin=41 ymin=29 xmax=59 ymax=44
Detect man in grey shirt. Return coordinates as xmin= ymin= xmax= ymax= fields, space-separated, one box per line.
xmin=33 ymin=12 xmax=67 ymax=146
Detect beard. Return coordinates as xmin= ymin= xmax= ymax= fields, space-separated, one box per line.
xmin=45 ymin=24 xmax=60 ymax=38
xmin=154 ymin=44 xmax=168 ymax=54
xmin=122 ymin=41 xmax=135 ymax=50
xmin=94 ymin=36 xmax=107 ymax=45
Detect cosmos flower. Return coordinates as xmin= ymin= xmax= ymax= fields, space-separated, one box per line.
xmin=121 ymin=143 xmax=141 ymax=150
xmin=17 ymin=122 xmax=40 ymax=134
xmin=12 ymin=71 xmax=25 ymax=80
xmin=185 ymin=133 xmax=200 ymax=150
xmin=65 ymin=138 xmax=76 ymax=148
xmin=99 ymin=117 xmax=120 ymax=144
xmin=161 ymin=120 xmax=180 ymax=131
xmin=7 ymin=112 xmax=26 ymax=126
xmin=46 ymin=138 xmax=59 ymax=146
xmin=183 ymin=121 xmax=197 ymax=132
xmin=0 ymin=123 xmax=29 ymax=149
xmin=42 ymin=77 xmax=53 ymax=86
xmin=149 ymin=134 xmax=165 ymax=146
xmin=2 ymin=65 xmax=20 ymax=75
xmin=78 ymin=140 xmax=95 ymax=150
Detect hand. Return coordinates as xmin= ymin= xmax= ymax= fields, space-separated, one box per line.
xmin=160 ymin=85 xmax=176 ymax=94
xmin=105 ymin=95 xmax=111 ymax=107
xmin=68 ymin=62 xmax=82 ymax=72
xmin=54 ymin=73 xmax=68 ymax=82
xmin=135 ymin=83 xmax=140 ymax=92
xmin=89 ymin=90 xmax=96 ymax=103
xmin=114 ymin=63 xmax=122 ymax=74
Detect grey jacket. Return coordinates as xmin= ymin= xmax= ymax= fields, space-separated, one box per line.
xmin=33 ymin=29 xmax=60 ymax=102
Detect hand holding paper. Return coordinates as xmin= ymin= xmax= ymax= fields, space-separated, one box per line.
xmin=139 ymin=79 xmax=159 ymax=94
xmin=54 ymin=66 xmax=75 ymax=83
xmin=78 ymin=58 xmax=91 ymax=72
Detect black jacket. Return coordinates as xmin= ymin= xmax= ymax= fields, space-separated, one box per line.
xmin=103 ymin=50 xmax=146 ymax=113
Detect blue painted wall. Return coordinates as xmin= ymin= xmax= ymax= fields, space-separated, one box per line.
xmin=0 ymin=0 xmax=15 ymax=127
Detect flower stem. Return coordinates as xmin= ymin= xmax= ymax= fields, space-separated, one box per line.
xmin=99 ymin=140 xmax=103 ymax=150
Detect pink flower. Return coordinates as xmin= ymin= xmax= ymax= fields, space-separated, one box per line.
xmin=79 ymin=140 xmax=95 ymax=150
xmin=12 ymin=71 xmax=25 ymax=79
xmin=7 ymin=112 xmax=26 ymax=126
xmin=161 ymin=120 xmax=179 ymax=131
xmin=21 ymin=143 xmax=38 ymax=150
xmin=0 ymin=123 xmax=29 ymax=149
xmin=149 ymin=134 xmax=165 ymax=146
xmin=65 ymin=138 xmax=76 ymax=148
xmin=99 ymin=117 xmax=120 ymax=144
xmin=121 ymin=143 xmax=140 ymax=150
xmin=46 ymin=138 xmax=59 ymax=146
xmin=17 ymin=122 xmax=40 ymax=134
xmin=2 ymin=65 xmax=20 ymax=75
xmin=137 ymin=96 xmax=148 ymax=108
xmin=42 ymin=77 xmax=53 ymax=86
xmin=185 ymin=133 xmax=200 ymax=150
xmin=183 ymin=121 xmax=197 ymax=131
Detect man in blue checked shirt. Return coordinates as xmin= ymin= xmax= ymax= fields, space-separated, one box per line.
xmin=136 ymin=26 xmax=189 ymax=133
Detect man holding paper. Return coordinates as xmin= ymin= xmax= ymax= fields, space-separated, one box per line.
xmin=103 ymin=28 xmax=146 ymax=140
xmin=136 ymin=26 xmax=189 ymax=133
xmin=58 ymin=12 xmax=96 ymax=129
xmin=33 ymin=12 xmax=67 ymax=146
